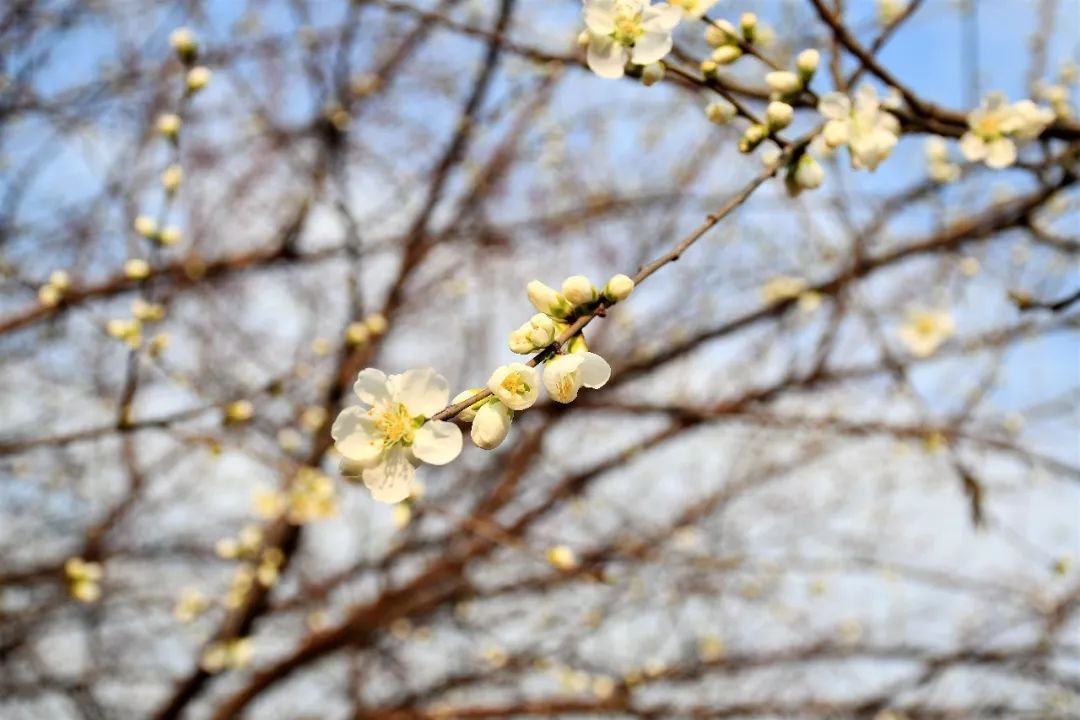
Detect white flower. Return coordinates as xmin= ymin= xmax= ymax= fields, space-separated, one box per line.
xmin=818 ymin=85 xmax=899 ymax=171
xmin=488 ymin=363 xmax=540 ymax=410
xmin=471 ymin=401 xmax=514 ymax=450
xmin=669 ymin=0 xmax=717 ymax=18
xmin=604 ymin=273 xmax=635 ymax=302
xmin=898 ymin=309 xmax=955 ymax=358
xmin=332 ymin=368 xmax=462 ymax=503
xmin=562 ymin=275 xmax=597 ymax=305
xmin=957 ymin=92 xmax=1035 ymax=169
xmin=765 ymin=71 xmax=801 ymax=96
xmin=582 ymin=0 xmax=681 ymax=80
xmin=527 ymin=280 xmax=572 ymax=318
xmin=543 ymin=352 xmax=611 ymax=403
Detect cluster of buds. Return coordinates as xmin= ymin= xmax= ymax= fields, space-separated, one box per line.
xmin=452 ymin=274 xmax=633 ymax=452
xmin=170 ymin=27 xmax=211 ymax=95
xmin=64 ymin=557 xmax=103 ymax=603
xmin=703 ymin=17 xmax=742 ymax=67
xmin=38 ymin=270 xmax=70 ymax=307
xmin=345 ymin=312 xmax=388 ymax=346
xmin=133 ymin=215 xmax=182 ymax=246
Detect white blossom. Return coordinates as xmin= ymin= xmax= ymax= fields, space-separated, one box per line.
xmin=818 ymin=85 xmax=899 ymax=171
xmin=582 ymin=0 xmax=681 ymax=80
xmin=332 ymin=368 xmax=462 ymax=503
xmin=543 ymin=352 xmax=611 ymax=403
xmin=488 ymin=363 xmax=540 ymax=410
xmin=898 ymin=309 xmax=955 ymax=358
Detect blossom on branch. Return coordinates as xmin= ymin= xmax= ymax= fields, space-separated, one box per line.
xmin=818 ymin=85 xmax=900 ymax=171
xmin=333 ymin=368 xmax=462 ymax=503
xmin=582 ymin=0 xmax=681 ymax=80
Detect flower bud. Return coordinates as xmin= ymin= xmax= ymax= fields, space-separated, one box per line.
xmin=705 ymin=100 xmax=736 ymax=125
xmin=451 ymin=388 xmax=487 ymax=422
xmin=124 ymin=258 xmax=151 ymax=280
xmin=470 ymin=400 xmax=514 ymax=450
xmin=766 ymin=101 xmax=793 ymax=131
xmin=186 ymin=66 xmax=212 ymax=93
xmin=705 ymin=20 xmax=737 ymax=47
xmin=161 ymin=164 xmax=183 ymax=193
xmin=157 ymin=113 xmax=182 ymax=140
xmin=364 ymin=313 xmax=388 ymax=335
xmin=641 ymin=62 xmax=665 ymax=87
xmin=169 ymin=27 xmax=198 ymax=63
xmin=526 ymin=280 xmax=571 ymax=319
xmin=134 ymin=215 xmax=158 ymax=239
xmin=49 ymin=270 xmax=71 ymax=291
xmin=526 ymin=313 xmax=557 ymax=346
xmin=509 ymin=327 xmax=535 ymax=354
xmin=796 ymin=49 xmax=820 ymax=80
xmin=765 ymin=71 xmax=801 ymax=96
xmin=577 ymin=30 xmax=590 ymax=47
xmin=738 ymin=123 xmax=768 ymax=153
xmin=793 ymin=153 xmax=824 ymax=189
xmin=700 ymin=59 xmax=719 ymax=78
xmin=740 ymin=12 xmax=757 ymax=42
xmin=159 ymin=225 xmax=182 ymax=246
xmin=345 ymin=322 xmax=370 ymax=346
xmin=604 ymin=274 xmax=634 ymax=302
xmin=561 ymin=275 xmax=596 ymax=306
xmin=711 ymin=45 xmax=742 ymax=65
xmin=566 ymin=334 xmax=589 ymax=354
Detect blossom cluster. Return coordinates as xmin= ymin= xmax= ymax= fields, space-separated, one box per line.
xmin=958 ymin=92 xmax=1055 ymax=169
xmin=331 ymin=274 xmax=634 ymax=504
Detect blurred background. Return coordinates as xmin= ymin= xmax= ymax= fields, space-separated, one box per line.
xmin=1 ymin=0 xmax=1078 ymax=718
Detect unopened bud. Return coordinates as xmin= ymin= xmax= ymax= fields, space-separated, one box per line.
xmin=604 ymin=273 xmax=635 ymax=302
xmin=796 ymin=49 xmax=820 ymax=80
xmin=451 ymin=388 xmax=487 ymax=423
xmin=765 ymin=70 xmax=801 ymax=97
xmin=766 ymin=101 xmax=793 ymax=131
xmin=740 ymin=12 xmax=757 ymax=42
xmin=641 ymin=62 xmax=665 ymax=87
xmin=169 ymin=27 xmax=198 ymax=63
xmin=186 ymin=66 xmax=211 ymax=93
xmin=738 ymin=123 xmax=768 ymax=153
xmin=705 ymin=100 xmax=736 ymax=125
xmin=157 ymin=113 xmax=182 ymax=140
xmin=561 ymin=275 xmax=596 ymax=306
xmin=711 ymin=45 xmax=742 ymax=65
xmin=705 ymin=20 xmax=737 ymax=47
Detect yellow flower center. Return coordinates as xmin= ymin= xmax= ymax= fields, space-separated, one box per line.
xmin=500 ymin=373 xmax=531 ymax=397
xmin=912 ymin=314 xmax=938 ymax=337
xmin=612 ymin=8 xmax=645 ymax=45
xmin=373 ymin=403 xmax=416 ymax=446
xmin=975 ymin=114 xmax=1001 ymax=139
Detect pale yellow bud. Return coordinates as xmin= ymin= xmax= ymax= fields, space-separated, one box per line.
xmin=711 ymin=45 xmax=742 ymax=65
xmin=641 ymin=62 xmax=665 ymax=87
xmin=161 ymin=164 xmax=183 ymax=193
xmin=364 ymin=313 xmax=387 ymax=335
xmin=159 ymin=225 xmax=182 ymax=246
xmin=157 ymin=113 xmax=182 ymax=139
xmin=186 ymin=66 xmax=211 ymax=92
xmin=705 ymin=100 xmax=736 ymax=124
xmin=49 ymin=270 xmax=71 ymax=291
xmin=124 ymin=258 xmax=151 ymax=280
xmin=766 ymin=101 xmax=793 ymax=130
xmin=604 ymin=274 xmax=634 ymax=302
xmin=546 ymin=545 xmax=578 ymax=570
xmin=224 ymin=399 xmax=254 ymax=424
xmin=134 ymin=215 xmax=158 ymax=238
xmin=169 ymin=27 xmax=198 ymax=62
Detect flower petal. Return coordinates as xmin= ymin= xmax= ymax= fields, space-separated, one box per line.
xmin=642 ymin=4 xmax=681 ymax=32
xmin=631 ymin=30 xmax=673 ymax=66
xmin=577 ymin=352 xmax=611 ymax=389
xmin=362 ymin=448 xmax=415 ymax=503
xmin=543 ymin=354 xmax=585 ymax=403
xmin=587 ymin=34 xmax=627 ymax=79
xmin=985 ymin=137 xmax=1017 ymax=169
xmin=818 ymin=93 xmax=850 ymax=121
xmin=471 ymin=401 xmax=514 ymax=450
xmin=583 ymin=0 xmax=616 ymax=34
xmin=331 ymin=407 xmax=383 ymax=465
xmin=412 ymin=420 xmax=463 ymax=465
xmin=390 ymin=367 xmax=449 ymax=418
xmin=353 ymin=368 xmax=391 ymax=407
xmin=958 ymin=132 xmax=986 ymax=162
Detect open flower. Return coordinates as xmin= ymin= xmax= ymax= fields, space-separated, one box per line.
xmin=543 ymin=352 xmax=611 ymax=403
xmin=332 ymin=368 xmax=462 ymax=503
xmin=898 ymin=309 xmax=955 ymax=358
xmin=583 ymin=0 xmax=681 ymax=80
xmin=958 ymin=93 xmax=1019 ymax=169
xmin=818 ymin=85 xmax=899 ymax=171
xmin=488 ymin=363 xmax=540 ymax=410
